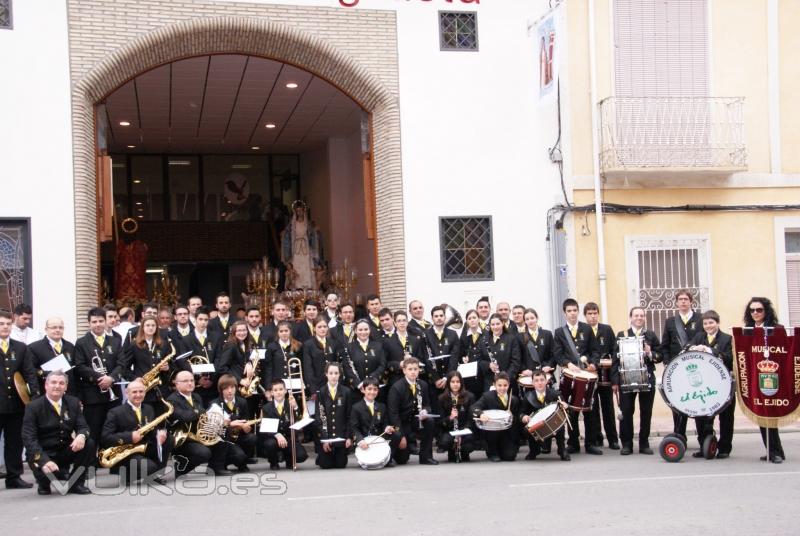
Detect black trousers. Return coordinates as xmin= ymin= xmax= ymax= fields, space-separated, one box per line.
xmin=259 ymin=435 xmax=309 ymax=467
xmin=568 ymin=408 xmax=599 ymax=448
xmin=484 ymin=428 xmax=517 ymax=461
xmin=672 ymin=414 xmax=704 ymax=448
xmin=590 ymin=386 xmax=619 ymax=444
xmin=397 ymin=418 xmax=434 ymax=462
xmin=84 ymin=401 xmax=119 ymax=453
xmin=173 ymin=441 xmax=226 ymax=475
xmin=316 ymin=444 xmax=348 ymax=469
xmin=528 ymin=427 xmax=565 ymax=456
xmin=438 ymin=430 xmax=475 ymax=456
xmin=760 ymin=427 xmax=784 ymax=458
xmin=29 ymin=439 xmax=96 ymax=488
xmin=695 ymin=397 xmax=736 ymax=454
xmin=619 ymin=386 xmax=655 ymax=447
xmin=0 ymin=412 xmax=24 ymax=481
xmin=111 ymin=438 xmax=171 ymax=483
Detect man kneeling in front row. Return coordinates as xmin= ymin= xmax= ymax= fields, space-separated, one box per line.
xmin=22 ymin=370 xmax=95 ymax=495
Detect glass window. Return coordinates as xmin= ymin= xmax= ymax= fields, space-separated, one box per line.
xmin=168 ymin=157 xmax=199 ymax=221
xmin=131 ymin=156 xmax=164 ymax=221
xmin=439 ymin=12 xmax=478 ymax=51
xmin=111 ymin=155 xmax=129 ymax=221
xmin=786 ymin=232 xmax=800 ymax=254
xmin=203 ymin=156 xmax=268 ymax=222
xmin=0 ymin=0 xmax=12 ymax=30
xmin=440 ymin=216 xmax=494 ymax=281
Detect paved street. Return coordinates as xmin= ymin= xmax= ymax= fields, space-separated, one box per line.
xmin=0 ymin=433 xmax=797 ymax=536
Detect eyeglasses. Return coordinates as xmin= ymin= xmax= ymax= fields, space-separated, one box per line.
xmin=749 ymin=307 xmax=764 ymax=313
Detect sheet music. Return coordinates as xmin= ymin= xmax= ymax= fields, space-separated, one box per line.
xmin=457 ymin=361 xmax=478 ymax=378
xmin=260 ymin=418 xmax=279 ymax=433
xmin=41 ymin=354 xmax=72 ymax=373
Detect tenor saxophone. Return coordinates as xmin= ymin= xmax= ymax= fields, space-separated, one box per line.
xmin=99 ymin=400 xmax=174 ymax=468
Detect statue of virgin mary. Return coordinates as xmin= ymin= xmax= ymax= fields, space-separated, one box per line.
xmin=280 ymin=200 xmax=320 ymax=289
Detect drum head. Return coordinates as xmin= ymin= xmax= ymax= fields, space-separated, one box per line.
xmin=530 ymin=403 xmax=558 ymax=425
xmin=518 ymin=376 xmax=534 ymax=387
xmin=660 ymin=351 xmax=733 ymax=418
xmin=355 ymin=436 xmax=391 ymax=469
xmin=483 ymin=409 xmax=511 ymax=420
xmin=574 ymin=370 xmax=598 ymax=381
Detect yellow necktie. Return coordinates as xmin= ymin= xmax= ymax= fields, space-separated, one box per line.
xmin=95 ymin=335 xmax=105 ymax=347
xmin=499 ymin=394 xmax=507 ymax=408
xmin=707 ymin=335 xmax=715 ymax=345
xmin=399 ymin=335 xmax=406 ymax=348
xmin=329 ymin=386 xmax=336 ymax=399
xmin=344 ymin=325 xmax=351 ymax=338
xmin=181 ymin=328 xmax=189 ymax=336
xmin=54 ymin=341 xmax=62 ymax=354
xmin=360 ymin=342 xmax=368 ymax=352
xmin=592 ymin=326 xmax=598 ymax=337
xmin=472 ymin=333 xmax=478 ymax=344
xmin=227 ymin=402 xmax=235 ymax=413
xmin=187 ymin=396 xmax=194 ymax=408
xmin=320 ymin=338 xmax=326 ymax=350
xmin=410 ymin=384 xmax=416 ymax=397
xmin=53 ymin=402 xmax=61 ymax=416
xmin=437 ymin=330 xmax=443 ymax=341
xmin=134 ymin=407 xmax=141 ymax=424
xmin=368 ymin=403 xmax=374 ymax=416
xmin=199 ymin=335 xmax=205 ymax=346
xmin=530 ymin=330 xmax=538 ymax=341
xmin=493 ymin=336 xmax=500 ymax=344
xmin=277 ymin=403 xmax=284 ymax=416
xmin=221 ymin=318 xmax=228 ymax=329
xmin=479 ymin=320 xmax=486 ymax=330
xmin=538 ymin=393 xmax=545 ymax=403
xmin=0 ymin=340 xmax=7 ymax=353
xmin=570 ymin=326 xmax=577 ymax=339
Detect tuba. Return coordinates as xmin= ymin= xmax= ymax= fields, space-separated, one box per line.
xmin=443 ymin=304 xmax=463 ymax=331
xmin=99 ymin=400 xmax=174 ymax=468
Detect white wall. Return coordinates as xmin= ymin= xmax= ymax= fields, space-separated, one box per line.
xmin=0 ymin=1 xmax=78 ymax=339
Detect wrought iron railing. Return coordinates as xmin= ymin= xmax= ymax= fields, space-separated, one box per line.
xmin=599 ymin=97 xmax=747 ymax=171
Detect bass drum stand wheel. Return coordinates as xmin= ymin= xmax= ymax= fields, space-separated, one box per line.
xmin=659 ymin=434 xmax=686 ymax=463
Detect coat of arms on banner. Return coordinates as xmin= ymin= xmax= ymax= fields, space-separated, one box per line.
xmin=757 ymin=359 xmax=779 ymax=396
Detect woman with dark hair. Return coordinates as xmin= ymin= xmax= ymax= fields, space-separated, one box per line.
xmin=343 ymin=319 xmax=386 ymax=398
xmin=437 ymin=371 xmax=475 ymax=462
xmin=303 ymin=317 xmax=340 ymax=396
xmin=455 ymin=309 xmax=486 ymax=399
xmin=266 ymin=320 xmax=303 ymax=383
xmin=743 ymin=297 xmax=785 ymax=463
xmin=127 ymin=317 xmax=174 ymax=408
xmin=480 ymin=313 xmax=521 ymax=391
xmin=517 ymin=308 xmax=555 ymax=381
xmin=217 ymin=321 xmax=251 ymax=383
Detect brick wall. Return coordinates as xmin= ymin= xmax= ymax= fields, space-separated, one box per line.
xmin=67 ymin=1 xmax=407 ymax=326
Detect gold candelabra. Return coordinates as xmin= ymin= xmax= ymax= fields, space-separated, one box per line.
xmin=246 ymin=256 xmax=280 ymax=321
xmin=151 ymin=267 xmax=179 ymax=308
xmin=331 ymin=258 xmax=358 ymax=304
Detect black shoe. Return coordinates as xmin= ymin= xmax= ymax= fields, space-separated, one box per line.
xmin=716 ymin=452 xmax=730 ymax=459
xmin=447 ymin=452 xmax=456 ymax=463
xmin=488 ymin=455 xmax=502 ymax=462
xmin=209 ymin=467 xmax=233 ymax=476
xmin=269 ymin=463 xmax=280 ymax=470
xmin=594 ymin=440 xmax=604 ymax=447
xmin=246 ymin=458 xmax=258 ymax=465
xmin=6 ymin=477 xmax=33 ymax=489
xmin=68 ymin=484 xmax=92 ymax=495
xmin=385 ymin=460 xmax=396 ymax=468
xmin=608 ymin=441 xmax=620 ymax=450
xmin=540 ymin=444 xmax=551 ymax=454
xmin=692 ymin=451 xmax=705 ymax=458
xmin=420 ymin=458 xmax=439 ymax=465
xmin=620 ymin=445 xmax=633 ymax=456
xmin=585 ymin=445 xmax=603 ymax=455
xmin=409 ymin=445 xmax=420 ymax=455
xmin=525 ymin=452 xmax=538 ymax=460
xmin=437 ymin=446 xmax=447 ymax=454
xmin=639 ymin=446 xmax=654 ymax=455
xmin=559 ymin=451 xmax=571 ymax=461
xmin=771 ymin=455 xmax=784 ymax=464
xmin=37 ymin=483 xmax=51 ymax=496
xmin=567 ymin=445 xmax=579 ymax=454
xmin=462 ymin=452 xmax=471 ymax=462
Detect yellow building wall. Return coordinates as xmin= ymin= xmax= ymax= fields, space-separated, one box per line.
xmin=779 ymin=0 xmax=800 ymax=173
xmin=572 ymin=187 xmax=800 ymax=333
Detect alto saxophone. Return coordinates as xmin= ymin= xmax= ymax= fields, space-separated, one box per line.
xmin=239 ymin=347 xmax=262 ymax=398
xmin=141 ymin=343 xmax=176 ymax=393
xmin=99 ymin=400 xmax=174 ymax=468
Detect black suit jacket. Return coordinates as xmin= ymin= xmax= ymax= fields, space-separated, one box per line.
xmin=22 ymin=394 xmax=90 ymax=466
xmin=408 ymin=318 xmax=430 ymax=338
xmin=0 ymin=338 xmax=39 ymax=414
xmin=553 ymin=322 xmax=599 ymax=367
xmin=315 ymin=384 xmax=352 ymax=439
xmin=343 ymin=340 xmax=386 ymax=389
xmin=211 ymin=395 xmax=253 ymax=438
xmin=260 ymin=398 xmax=302 ymax=438
xmin=516 ymin=328 xmax=555 ymax=371
xmin=519 ymin=387 xmax=560 ymax=417
xmin=480 ymin=332 xmax=521 ymax=386
xmin=101 ymin=402 xmax=158 ymax=448
xmin=180 ymin=331 xmax=221 ymax=366
xmin=266 ymin=340 xmax=301 ymax=383
xmin=168 ymin=325 xmax=193 ymax=354
xmin=26 ymin=337 xmax=77 ymax=396
xmin=437 ymin=390 xmax=475 ymax=432
xmin=611 ymin=328 xmax=661 ymax=386
xmin=470 ymin=391 xmax=520 ymax=425
xmin=302 ymin=336 xmax=340 ymax=395
xmin=74 ymin=332 xmax=124 ymax=405
xmin=350 ymin=399 xmax=389 ymax=442
xmin=424 ymin=327 xmax=460 ymax=382
xmin=592 ymin=324 xmax=616 ymax=358
xmin=208 ymin=315 xmax=233 ymax=341
xmin=689 ymin=330 xmax=733 ymax=371
xmin=166 ymin=391 xmax=205 ymax=430
xmin=217 ymin=342 xmax=250 ymax=382
xmin=382 ymin=332 xmax=425 ymax=384
xmin=292 ymin=320 xmax=316 ymax=344
xmin=330 ymin=323 xmax=356 ymax=347
xmin=387 ymin=378 xmax=431 ymax=427
xmin=660 ymin=312 xmax=703 ymax=363
xmin=120 ymin=340 xmax=176 ymax=400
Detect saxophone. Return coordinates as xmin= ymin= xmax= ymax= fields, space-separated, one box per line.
xmin=141 ymin=343 xmax=176 ymax=393
xmin=239 ymin=347 xmax=262 ymax=398
xmin=99 ymin=400 xmax=174 ymax=468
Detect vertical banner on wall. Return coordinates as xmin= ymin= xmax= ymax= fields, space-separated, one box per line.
xmin=536 ymin=13 xmax=559 ymax=101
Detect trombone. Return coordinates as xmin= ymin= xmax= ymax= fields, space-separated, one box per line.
xmin=286 ymin=356 xmax=310 ymax=471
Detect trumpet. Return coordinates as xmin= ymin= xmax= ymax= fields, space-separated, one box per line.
xmin=287 ymin=357 xmax=310 ymax=471
xmin=92 ymin=352 xmax=117 ymax=401
xmin=141 ymin=343 xmax=176 ymax=393
xmin=99 ymin=400 xmax=174 ymax=468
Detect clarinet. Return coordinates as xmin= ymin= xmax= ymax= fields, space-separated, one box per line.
xmin=452 ymin=392 xmax=462 ymax=463
xmin=416 ymin=380 xmax=423 ymax=431
xmin=319 ymin=395 xmax=328 ymax=438
xmin=343 ymin=343 xmax=362 ymax=389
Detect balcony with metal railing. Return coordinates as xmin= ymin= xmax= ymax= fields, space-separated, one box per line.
xmin=598 ymin=97 xmax=747 ymax=180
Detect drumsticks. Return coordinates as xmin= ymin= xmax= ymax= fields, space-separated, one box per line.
xmin=366 ymin=429 xmax=392 ymax=445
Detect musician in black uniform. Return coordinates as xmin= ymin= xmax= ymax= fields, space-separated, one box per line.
xmin=179 ymin=307 xmax=220 ymax=406
xmin=211 ymin=374 xmax=255 ymax=471
xmin=315 ymin=363 xmax=353 ymax=469
xmin=437 ymin=371 xmax=475 ymax=462
xmin=387 ymin=357 xmax=437 ymax=465
xmin=509 ymin=305 xmax=526 ymax=336
xmin=208 ymin=292 xmax=233 ymax=341
xmin=266 ymin=321 xmax=302 ymax=385
xmin=425 ymin=305 xmax=461 ymax=416
xmin=303 ymin=317 xmax=341 ymax=396
xmin=495 ymin=302 xmax=512 ymax=332
xmin=120 ymin=317 xmax=176 ymax=411
xmin=263 ymin=301 xmax=291 ymax=344
xmin=27 ymin=317 xmax=78 ymax=396
xmin=218 ymin=322 xmax=253 ymax=384
xmin=365 ymin=294 xmax=383 ymax=340
xmin=331 ymin=303 xmax=356 ymax=347
xmin=120 ymin=302 xmax=160 ymax=350
xmin=743 ymin=297 xmax=785 ymax=463
xmin=407 ymin=300 xmax=430 ymax=338
xmin=259 ymin=379 xmax=308 ymax=470
xmin=168 ymin=304 xmax=193 ymax=352
xmin=519 ymin=370 xmax=569 ymax=461
xmin=351 ymin=377 xmax=400 ymax=467
xmin=517 ymin=308 xmax=556 ymax=383
xmin=321 ymin=292 xmax=340 ymax=326
xmin=343 ymin=320 xmax=386 ymax=396
xmin=659 ymin=289 xmax=703 ymax=439
xmin=552 ymin=298 xmax=602 ymax=455
xmin=101 ymin=379 xmax=171 ymax=484
xmin=471 ymin=372 xmax=519 ymax=462
xmin=22 ymin=370 xmax=93 ymax=495
xmin=584 ymin=302 xmax=620 ymax=450
xmin=74 ymin=307 xmax=124 ymax=450
xmin=245 ymin=307 xmax=271 ymax=354
xmin=480 ymin=314 xmax=521 ymax=391
xmin=167 ymin=371 xmax=228 ymax=476
xmin=383 ymin=311 xmax=426 ymax=388
xmin=613 ymin=307 xmax=661 ymax=456
xmin=688 ymin=310 xmax=734 ymax=459
xmin=292 ymin=299 xmax=320 ymax=344
xmin=454 ymin=309 xmax=486 ymax=399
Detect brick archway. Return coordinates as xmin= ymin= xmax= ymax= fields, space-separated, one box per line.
xmin=70 ymin=15 xmax=406 ymax=324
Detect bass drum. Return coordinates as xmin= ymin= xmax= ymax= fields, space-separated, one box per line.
xmin=354 ymin=436 xmax=392 ymax=470
xmin=659 ymin=350 xmax=734 ymax=419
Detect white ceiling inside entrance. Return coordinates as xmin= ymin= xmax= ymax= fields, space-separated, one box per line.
xmin=101 ymin=54 xmax=363 ymax=154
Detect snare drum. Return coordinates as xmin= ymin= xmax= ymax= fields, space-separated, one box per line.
xmin=518 ymin=373 xmax=553 ymax=389
xmin=559 ymin=369 xmax=598 ymax=412
xmin=526 ymin=403 xmax=568 ymax=441
xmin=474 ymin=409 xmax=513 ymax=431
xmin=354 ymin=436 xmax=392 ymax=470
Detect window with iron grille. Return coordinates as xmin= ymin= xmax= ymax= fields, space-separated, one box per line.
xmin=440 ymin=217 xmax=493 ymax=281
xmin=439 ymin=11 xmax=478 ymax=51
xmin=785 ymin=232 xmax=800 ymax=327
xmin=0 ymin=0 xmax=12 ymax=30
xmin=625 ymin=235 xmax=711 ymax=336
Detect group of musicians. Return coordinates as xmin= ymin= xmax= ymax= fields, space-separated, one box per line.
xmin=0 ymin=290 xmax=786 ymax=495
